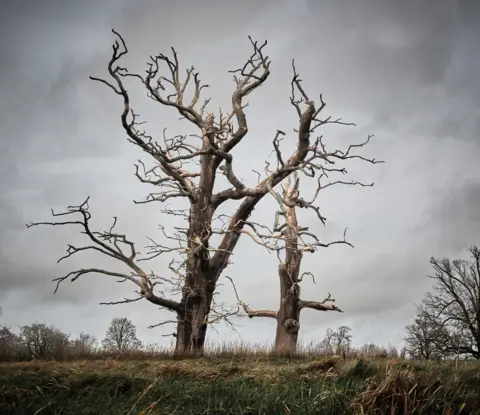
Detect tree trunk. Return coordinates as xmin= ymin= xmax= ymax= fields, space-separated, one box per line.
xmin=174 ymin=276 xmax=215 ymax=356
xmin=274 ymin=204 xmax=302 ymax=357
xmin=274 ymin=262 xmax=301 ymax=356
xmin=174 ymin=145 xmax=216 ymax=356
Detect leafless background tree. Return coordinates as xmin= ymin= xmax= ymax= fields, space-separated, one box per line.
xmin=0 ymin=313 xmax=408 ymax=362
xmin=0 ymin=326 xmax=21 ymax=361
xmin=70 ymin=332 xmax=98 ymax=357
xmin=405 ymin=246 xmax=480 ymax=360
xmin=102 ymin=317 xmax=142 ymax=353
xmin=0 ymin=321 xmax=99 ymax=361
xmin=27 ymin=30 xmax=377 ymax=356
xmin=403 ymin=314 xmax=447 ymax=360
xmin=19 ymin=323 xmax=70 ymax=360
xmin=318 ymin=325 xmax=352 ymax=356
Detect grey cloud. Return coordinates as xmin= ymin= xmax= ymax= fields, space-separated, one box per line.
xmin=419 ymin=181 xmax=480 ymax=256
xmin=301 ymin=0 xmax=460 ymax=100
xmin=301 ymin=0 xmax=480 ymax=149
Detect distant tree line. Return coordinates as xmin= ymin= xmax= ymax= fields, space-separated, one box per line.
xmin=0 ymin=315 xmax=403 ymax=362
xmin=0 ymin=317 xmax=141 ymax=361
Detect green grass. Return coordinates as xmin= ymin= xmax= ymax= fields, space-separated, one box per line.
xmin=1 ymin=355 xmax=479 ymax=414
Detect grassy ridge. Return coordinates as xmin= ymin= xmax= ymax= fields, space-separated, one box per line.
xmin=1 ymin=355 xmax=479 ymax=414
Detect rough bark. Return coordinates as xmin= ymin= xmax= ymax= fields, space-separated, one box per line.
xmin=175 ymin=278 xmax=215 ymax=356
xmin=274 ymin=204 xmax=302 ymax=356
xmin=174 ymin=118 xmax=216 ymax=355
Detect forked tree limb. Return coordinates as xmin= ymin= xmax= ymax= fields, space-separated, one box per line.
xmin=219 ymin=36 xmax=271 ymax=155
xmin=90 ymin=30 xmax=272 ymax=208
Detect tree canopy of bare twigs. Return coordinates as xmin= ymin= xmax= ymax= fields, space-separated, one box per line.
xmin=70 ymin=333 xmax=98 ymax=356
xmin=102 ymin=317 xmax=142 ymax=353
xmin=20 ymin=323 xmax=70 ymax=360
xmin=27 ymin=29 xmax=380 ymax=356
xmin=0 ymin=326 xmax=21 ymax=362
xmin=319 ymin=326 xmax=353 ymax=356
xmin=403 ymin=314 xmax=447 ymax=360
xmin=406 ymin=246 xmax=480 ymax=360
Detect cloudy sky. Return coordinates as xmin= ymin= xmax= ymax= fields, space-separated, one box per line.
xmin=1 ymin=0 xmax=479 ymax=350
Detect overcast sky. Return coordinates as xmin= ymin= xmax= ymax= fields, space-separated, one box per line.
xmin=1 ymin=0 xmax=479 ymax=351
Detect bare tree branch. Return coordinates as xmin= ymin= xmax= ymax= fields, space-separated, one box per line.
xmin=99 ymin=296 xmax=143 ymax=306
xmin=226 ymin=276 xmax=278 ymax=319
xmin=299 ymin=293 xmax=343 ymax=313
xmin=148 ymin=320 xmax=177 ymax=330
xmin=219 ymin=36 xmax=271 ymax=155
xmin=26 ymin=198 xmax=181 ymax=313
xmin=90 ymin=30 xmax=201 ymax=204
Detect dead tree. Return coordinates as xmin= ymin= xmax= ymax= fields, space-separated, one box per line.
xmin=27 ymin=30 xmax=378 ymax=356
xmin=228 ymin=163 xmax=379 ymax=356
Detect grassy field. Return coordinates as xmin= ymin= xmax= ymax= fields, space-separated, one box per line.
xmin=1 ymin=352 xmax=479 ymax=414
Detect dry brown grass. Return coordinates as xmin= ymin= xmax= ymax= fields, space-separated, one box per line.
xmin=1 ymin=343 xmax=479 ymax=414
